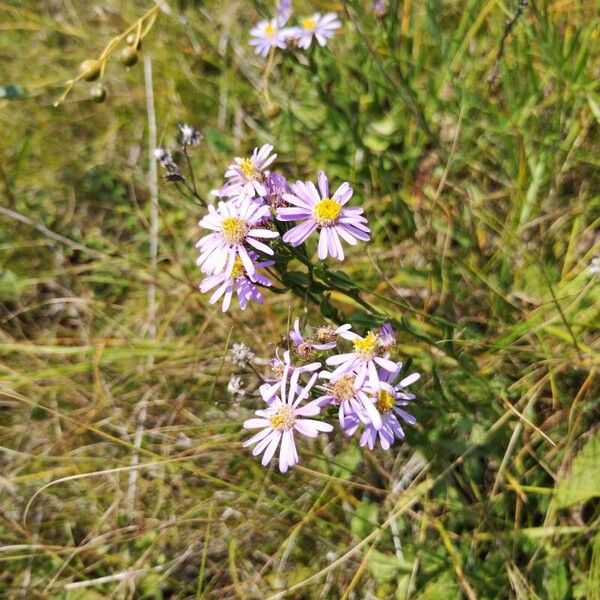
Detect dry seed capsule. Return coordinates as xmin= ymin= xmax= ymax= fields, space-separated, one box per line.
xmin=90 ymin=83 xmax=107 ymax=103
xmin=79 ymin=59 xmax=101 ymax=82
xmin=126 ymin=33 xmax=143 ymax=50
xmin=119 ymin=46 xmax=138 ymax=67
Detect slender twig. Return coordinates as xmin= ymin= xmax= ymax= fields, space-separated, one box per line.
xmin=53 ymin=2 xmax=163 ymax=106
xmin=487 ymin=1 xmax=528 ymax=85
xmin=0 ymin=205 xmax=108 ymax=259
xmin=126 ymin=54 xmax=158 ymax=519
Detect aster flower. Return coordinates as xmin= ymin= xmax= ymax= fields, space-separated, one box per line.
xmin=325 ymin=328 xmax=399 ymax=387
xmin=293 ymin=13 xmax=341 ymax=49
xmin=217 ymin=144 xmax=277 ymax=200
xmin=277 ymin=171 xmax=370 ymax=261
xmin=373 ymin=0 xmax=388 ymax=18
xmin=196 ymin=198 xmax=278 ymax=276
xmin=277 ymin=0 xmax=293 ymax=25
xmin=316 ymin=372 xmax=381 ymax=430
xmin=179 ymin=123 xmax=201 ymax=147
xmin=243 ymin=368 xmax=333 ymax=472
xmin=345 ymin=364 xmax=419 ymax=450
xmin=378 ymin=323 xmax=397 ymax=350
xmin=249 ymin=19 xmax=288 ymax=58
xmin=289 ymin=318 xmax=351 ymax=352
xmin=260 ymin=348 xmax=321 ymax=402
xmin=199 ymin=254 xmax=274 ymax=312
xmin=264 ymin=172 xmax=291 ymax=208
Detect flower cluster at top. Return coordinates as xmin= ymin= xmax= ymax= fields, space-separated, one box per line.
xmin=196 ymin=143 xmax=370 ymax=311
xmin=243 ymin=320 xmax=420 ymax=473
xmin=249 ymin=0 xmax=341 ymax=58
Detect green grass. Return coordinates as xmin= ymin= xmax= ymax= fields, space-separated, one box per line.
xmin=1 ymin=0 xmax=599 ymax=598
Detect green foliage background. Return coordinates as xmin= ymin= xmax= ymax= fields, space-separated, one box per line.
xmin=0 ymin=0 xmax=599 ymax=598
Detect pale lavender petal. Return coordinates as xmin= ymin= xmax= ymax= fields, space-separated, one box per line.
xmin=317 ymin=170 xmax=329 ymax=198
xmin=243 ymin=418 xmax=270 ymax=429
xmin=399 ymin=373 xmax=421 ymax=387
xmin=261 ymin=430 xmax=282 ymax=465
xmin=243 ymin=427 xmax=273 ymax=448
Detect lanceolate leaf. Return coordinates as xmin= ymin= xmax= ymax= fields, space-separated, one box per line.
xmin=555 ymin=430 xmax=600 ymax=507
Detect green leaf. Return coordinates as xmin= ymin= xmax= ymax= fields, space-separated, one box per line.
xmin=0 ymin=268 xmax=25 ymax=302
xmin=348 ymin=311 xmax=386 ymax=330
xmin=367 ymin=550 xmax=411 ymax=582
xmin=319 ymin=295 xmax=342 ymax=322
xmin=326 ymin=270 xmax=358 ymax=291
xmin=282 ymin=270 xmax=310 ymax=288
xmin=544 ymin=558 xmax=569 ymax=600
xmin=204 ymin=128 xmax=234 ymax=153
xmin=555 ymin=430 xmax=600 ymax=507
xmin=331 ymin=444 xmax=362 ymax=479
xmin=350 ymin=500 xmax=379 ymax=539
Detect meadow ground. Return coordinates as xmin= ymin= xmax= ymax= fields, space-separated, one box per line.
xmin=0 ymin=1 xmax=599 ymax=598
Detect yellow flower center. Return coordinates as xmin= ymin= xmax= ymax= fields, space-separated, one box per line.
xmin=270 ymin=405 xmax=295 ymax=431
xmin=330 ymin=375 xmax=356 ymax=402
xmin=264 ymin=23 xmax=276 ymax=38
xmin=230 ymin=257 xmax=245 ymax=278
xmin=301 ymin=17 xmax=317 ymax=31
xmin=353 ymin=331 xmax=379 ymax=359
xmin=313 ymin=198 xmax=341 ymax=226
xmin=240 ymin=157 xmax=260 ymax=180
xmin=376 ymin=390 xmax=395 ymax=414
xmin=221 ymin=216 xmax=248 ymax=244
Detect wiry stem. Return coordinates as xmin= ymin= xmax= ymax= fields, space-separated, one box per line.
xmin=126 ymin=54 xmax=158 ymax=519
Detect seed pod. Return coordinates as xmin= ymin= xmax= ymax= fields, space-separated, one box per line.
xmin=126 ymin=33 xmax=143 ymax=50
xmin=263 ymin=102 xmax=281 ymax=119
xmin=119 ymin=46 xmax=139 ymax=67
xmin=90 ymin=83 xmax=107 ymax=103
xmin=79 ymin=59 xmax=101 ymax=82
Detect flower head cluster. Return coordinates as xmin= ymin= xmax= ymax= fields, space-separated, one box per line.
xmin=243 ymin=319 xmax=420 ymax=473
xmin=249 ymin=2 xmax=341 ymax=57
xmin=197 ymin=151 xmax=283 ymax=311
xmin=199 ymin=142 xmax=370 ymax=310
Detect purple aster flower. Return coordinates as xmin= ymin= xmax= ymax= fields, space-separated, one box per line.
xmin=243 ymin=367 xmax=333 ymax=473
xmin=264 ymin=172 xmax=291 ymax=208
xmin=217 ymin=144 xmax=277 ymax=200
xmin=345 ymin=365 xmax=419 ymax=450
xmin=378 ymin=323 xmax=397 ymax=350
xmin=196 ymin=198 xmax=278 ymax=276
xmin=325 ymin=328 xmax=398 ymax=387
xmin=292 ymin=13 xmax=341 ymax=49
xmin=260 ymin=348 xmax=321 ymax=402
xmin=277 ymin=0 xmax=293 ymax=25
xmin=289 ymin=318 xmax=352 ymax=354
xmin=316 ymin=372 xmax=382 ymax=430
xmin=199 ymin=253 xmax=274 ymax=312
xmin=249 ymin=19 xmax=288 ymax=58
xmin=373 ymin=0 xmax=388 ymax=18
xmin=277 ymin=171 xmax=370 ymax=261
